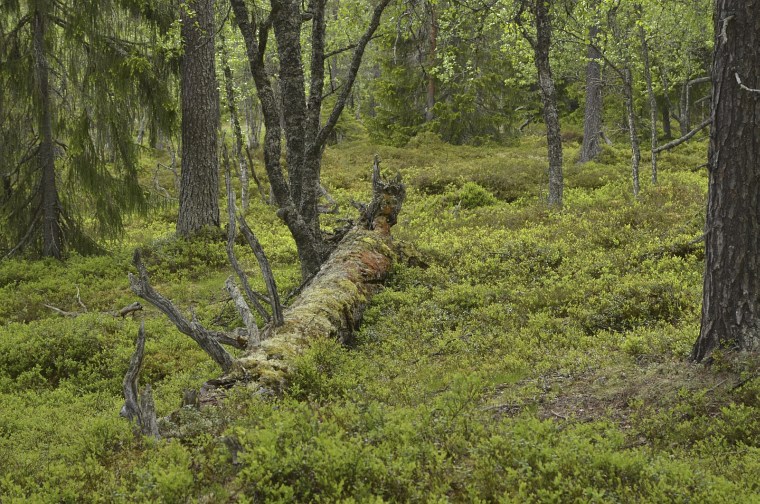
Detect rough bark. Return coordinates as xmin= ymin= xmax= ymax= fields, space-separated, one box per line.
xmin=33 ymin=11 xmax=62 ymax=259
xmin=177 ymin=0 xmax=220 ymax=236
xmin=579 ymin=22 xmax=603 ymax=163
xmin=229 ymin=0 xmax=392 ymax=279
xmin=693 ymin=5 xmax=760 ymax=362
xmin=533 ymin=0 xmax=563 ymax=207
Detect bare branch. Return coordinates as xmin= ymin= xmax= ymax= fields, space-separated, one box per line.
xmin=238 ymin=214 xmax=284 ymax=327
xmin=43 ymin=304 xmax=79 ymax=317
xmin=223 ymin=143 xmax=271 ymax=324
xmin=120 ymin=321 xmax=159 ymax=438
xmin=735 ymin=73 xmax=760 ymax=94
xmin=653 ymin=117 xmax=712 ymax=153
xmin=225 ymin=276 xmax=260 ymax=348
xmin=129 ymin=250 xmax=235 ymax=373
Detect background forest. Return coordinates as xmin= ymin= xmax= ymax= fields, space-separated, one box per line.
xmin=2 ymin=0 xmax=760 ymax=502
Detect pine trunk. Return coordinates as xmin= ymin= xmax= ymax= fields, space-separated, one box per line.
xmin=693 ymin=3 xmax=760 ymax=362
xmin=177 ymin=0 xmax=220 ymax=236
xmin=33 ymin=11 xmax=62 ymax=259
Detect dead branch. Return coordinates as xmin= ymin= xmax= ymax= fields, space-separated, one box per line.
xmin=653 ymin=117 xmax=711 ymax=154
xmin=224 ymin=145 xmax=271 ymax=325
xmin=129 ymin=250 xmax=235 ymax=373
xmin=120 ymin=321 xmax=159 ymax=438
xmin=224 ymin=275 xmax=260 ymax=348
xmin=237 ymin=214 xmax=283 ymax=327
xmin=318 ymin=184 xmax=340 ymax=214
xmin=115 ymin=302 xmax=143 ymax=318
xmin=43 ymin=304 xmax=79 ymax=317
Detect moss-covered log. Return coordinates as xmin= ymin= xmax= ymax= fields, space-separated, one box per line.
xmin=233 ymin=225 xmax=395 ymax=391
xmin=127 ymin=158 xmax=405 ymax=415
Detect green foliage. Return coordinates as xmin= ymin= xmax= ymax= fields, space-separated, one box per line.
xmin=3 ymin=136 xmax=760 ymax=501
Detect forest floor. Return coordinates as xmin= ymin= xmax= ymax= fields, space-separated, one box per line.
xmin=1 ymin=133 xmax=759 ymax=502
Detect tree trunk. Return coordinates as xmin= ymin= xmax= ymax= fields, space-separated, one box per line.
xmin=579 ymin=23 xmax=603 ymax=163
xmin=33 ymin=11 xmax=62 ymax=259
xmin=220 ymin=31 xmax=250 ymax=213
xmin=230 ymin=0 xmax=391 ymax=279
xmin=638 ymin=16 xmax=658 ymax=184
xmin=425 ymin=3 xmax=437 ymax=123
xmin=533 ymin=0 xmax=563 ymax=207
xmin=128 ymin=164 xmax=405 ymax=418
xmin=661 ymin=99 xmax=672 ymax=140
xmin=693 ymin=4 xmax=760 ymax=362
xmin=623 ymin=68 xmax=641 ymax=197
xmin=177 ymin=0 xmax=220 ymax=236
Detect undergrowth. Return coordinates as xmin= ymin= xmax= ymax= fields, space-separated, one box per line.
xmin=2 ymin=135 xmax=759 ymax=502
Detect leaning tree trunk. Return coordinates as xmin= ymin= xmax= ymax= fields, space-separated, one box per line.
xmin=533 ymin=0 xmax=563 ymax=207
xmin=692 ymin=3 xmax=760 ymax=362
xmin=579 ymin=22 xmax=603 ymax=163
xmin=33 ymin=11 xmax=62 ymax=259
xmin=176 ymin=0 xmax=220 ymax=236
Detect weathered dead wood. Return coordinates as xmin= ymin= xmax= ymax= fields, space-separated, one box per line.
xmin=129 ymin=252 xmax=236 ymax=373
xmin=120 ymin=321 xmax=160 ymax=438
xmin=127 ymin=160 xmax=405 ymax=422
xmin=204 ymin=161 xmax=406 ymax=398
xmin=653 ymin=117 xmax=712 ymax=154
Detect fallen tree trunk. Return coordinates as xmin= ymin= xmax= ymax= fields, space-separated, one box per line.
xmin=124 ymin=159 xmax=405 ymax=430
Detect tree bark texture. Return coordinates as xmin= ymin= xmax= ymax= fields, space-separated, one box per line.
xmin=33 ymin=11 xmax=63 ymax=259
xmin=693 ymin=4 xmax=760 ymax=362
xmin=230 ymin=0 xmax=391 ymax=278
xmin=579 ymin=23 xmax=603 ymax=163
xmin=177 ymin=0 xmax=220 ymax=236
xmin=533 ymin=0 xmax=563 ymax=207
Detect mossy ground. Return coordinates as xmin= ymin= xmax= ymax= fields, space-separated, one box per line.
xmin=2 ymin=134 xmax=759 ymax=502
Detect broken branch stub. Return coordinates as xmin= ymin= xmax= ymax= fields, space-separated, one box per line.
xmin=120 ymin=321 xmax=159 ymax=438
